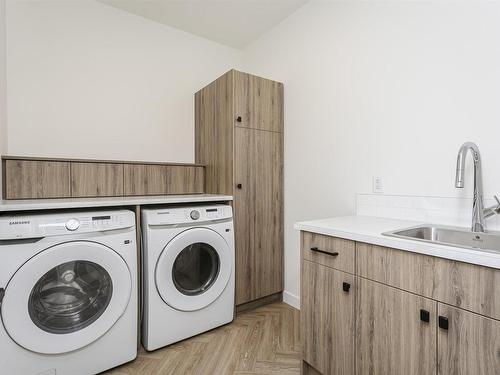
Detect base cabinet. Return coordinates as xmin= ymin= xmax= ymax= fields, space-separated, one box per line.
xmin=438 ymin=304 xmax=500 ymax=375
xmin=300 ymin=231 xmax=500 ymax=375
xmin=301 ymin=260 xmax=355 ymax=375
xmin=356 ymin=278 xmax=437 ymax=375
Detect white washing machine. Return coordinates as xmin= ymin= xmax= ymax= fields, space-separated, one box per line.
xmin=141 ymin=204 xmax=234 ymax=351
xmin=0 ymin=209 xmax=138 ymax=375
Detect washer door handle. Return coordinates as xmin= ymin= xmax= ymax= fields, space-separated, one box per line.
xmin=0 ymin=287 xmax=5 ymax=307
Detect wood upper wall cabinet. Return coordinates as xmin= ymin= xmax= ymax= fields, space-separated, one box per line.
xmin=71 ymin=162 xmax=124 ymax=197
xmin=123 ymin=165 xmax=204 ymax=195
xmin=124 ymin=164 xmax=168 ymax=196
xmin=195 ymin=70 xmax=284 ymax=306
xmin=3 ymin=159 xmax=71 ymax=199
xmin=167 ymin=166 xmax=204 ymax=194
xmin=2 ymin=156 xmax=205 ymax=199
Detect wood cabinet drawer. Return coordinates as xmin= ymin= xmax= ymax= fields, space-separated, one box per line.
xmin=301 ymin=231 xmax=355 ymax=273
xmin=357 ymin=242 xmax=500 ymax=320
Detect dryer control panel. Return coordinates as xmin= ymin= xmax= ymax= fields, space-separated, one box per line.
xmin=144 ymin=205 xmax=233 ymax=226
xmin=0 ymin=210 xmax=135 ymax=240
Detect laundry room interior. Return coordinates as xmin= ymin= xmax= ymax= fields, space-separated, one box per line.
xmin=1 ymin=1 xmax=500 ymax=374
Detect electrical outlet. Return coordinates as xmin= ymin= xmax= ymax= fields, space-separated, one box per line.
xmin=373 ymin=176 xmax=384 ymax=194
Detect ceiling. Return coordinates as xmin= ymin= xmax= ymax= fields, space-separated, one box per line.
xmin=98 ymin=0 xmax=309 ymax=49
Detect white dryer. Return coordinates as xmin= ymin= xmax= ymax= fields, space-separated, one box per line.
xmin=0 ymin=209 xmax=138 ymax=375
xmin=141 ymin=204 xmax=234 ymax=351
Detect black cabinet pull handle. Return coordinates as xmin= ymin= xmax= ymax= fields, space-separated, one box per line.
xmin=310 ymin=247 xmax=339 ymax=257
xmin=420 ymin=309 xmax=430 ymax=323
xmin=342 ymin=282 xmax=351 ymax=293
xmin=236 ymin=116 xmax=242 ymax=122
xmin=439 ymin=316 xmax=449 ymax=330
xmin=236 ymin=183 xmax=242 ymax=189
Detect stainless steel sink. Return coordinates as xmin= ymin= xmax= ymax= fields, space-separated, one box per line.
xmin=383 ymin=225 xmax=500 ymax=253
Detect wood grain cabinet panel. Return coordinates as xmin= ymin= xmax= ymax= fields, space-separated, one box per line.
xmin=195 ymin=70 xmax=284 ymax=308
xmin=167 ymin=166 xmax=204 ymax=194
xmin=3 ymin=160 xmax=70 ymax=199
xmin=3 ymin=156 xmax=205 ymax=199
xmin=438 ymin=304 xmax=500 ymax=375
xmin=356 ymin=242 xmax=500 ymax=320
xmin=195 ymin=70 xmax=233 ymax=195
xmin=300 ymin=234 xmax=500 ymax=375
xmin=71 ymin=162 xmax=124 ymax=197
xmin=123 ymin=164 xmax=168 ymax=196
xmin=356 ymin=278 xmax=437 ymax=375
xmin=301 ymin=260 xmax=355 ymax=375
xmin=302 ymin=362 xmax=323 ymax=375
xmin=234 ymin=126 xmax=283 ymax=305
xmin=233 ymin=70 xmax=284 ymax=133
xmin=301 ymin=232 xmax=355 ymax=273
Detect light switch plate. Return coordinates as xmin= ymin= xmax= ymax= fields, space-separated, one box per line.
xmin=373 ymin=176 xmax=384 ymax=193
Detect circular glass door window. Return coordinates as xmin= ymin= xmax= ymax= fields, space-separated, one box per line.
xmin=172 ymin=242 xmax=220 ymax=296
xmin=28 ymin=260 xmax=113 ymax=334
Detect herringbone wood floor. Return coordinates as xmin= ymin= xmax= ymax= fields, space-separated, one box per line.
xmin=104 ymin=302 xmax=301 ymax=375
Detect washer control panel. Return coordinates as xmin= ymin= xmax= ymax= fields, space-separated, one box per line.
xmin=145 ymin=205 xmax=233 ymax=226
xmin=0 ymin=210 xmax=135 ymax=240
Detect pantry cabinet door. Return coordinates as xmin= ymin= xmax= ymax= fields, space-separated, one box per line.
xmin=233 ymin=70 xmax=283 ymax=133
xmin=233 ymin=126 xmax=283 ymax=305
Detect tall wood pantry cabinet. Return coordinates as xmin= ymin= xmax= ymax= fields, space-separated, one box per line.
xmin=195 ymin=69 xmax=284 ymax=307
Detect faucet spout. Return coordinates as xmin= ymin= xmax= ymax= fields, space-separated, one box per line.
xmin=455 ymin=142 xmax=485 ymax=232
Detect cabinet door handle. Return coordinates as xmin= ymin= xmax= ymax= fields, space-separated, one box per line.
xmin=236 ymin=183 xmax=242 ymax=189
xmin=342 ymin=282 xmax=351 ymax=293
xmin=438 ymin=316 xmax=449 ymax=330
xmin=310 ymin=247 xmax=339 ymax=257
xmin=236 ymin=116 xmax=242 ymax=122
xmin=420 ymin=309 xmax=430 ymax=323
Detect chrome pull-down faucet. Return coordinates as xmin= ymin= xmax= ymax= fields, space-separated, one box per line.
xmin=455 ymin=142 xmax=500 ymax=232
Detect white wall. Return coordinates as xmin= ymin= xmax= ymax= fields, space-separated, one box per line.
xmin=6 ymin=0 xmax=241 ymax=162
xmin=242 ymin=1 xmax=500 ymax=307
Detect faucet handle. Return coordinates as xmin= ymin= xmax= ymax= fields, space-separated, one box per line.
xmin=483 ymin=196 xmax=500 ymax=218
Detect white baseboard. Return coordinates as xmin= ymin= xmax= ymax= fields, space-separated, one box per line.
xmin=283 ymin=290 xmax=300 ymax=310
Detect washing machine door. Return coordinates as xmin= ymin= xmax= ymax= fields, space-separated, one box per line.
xmin=155 ymin=227 xmax=232 ymax=312
xmin=1 ymin=241 xmax=132 ymax=355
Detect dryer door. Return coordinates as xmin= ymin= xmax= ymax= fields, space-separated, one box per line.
xmin=155 ymin=228 xmax=232 ymax=311
xmin=1 ymin=241 xmax=132 ymax=354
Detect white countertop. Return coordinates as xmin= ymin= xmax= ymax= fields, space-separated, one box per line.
xmin=295 ymin=215 xmax=500 ymax=269
xmin=0 ymin=194 xmax=233 ymax=212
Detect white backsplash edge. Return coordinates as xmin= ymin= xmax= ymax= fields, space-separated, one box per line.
xmin=356 ymin=194 xmax=500 ymax=231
